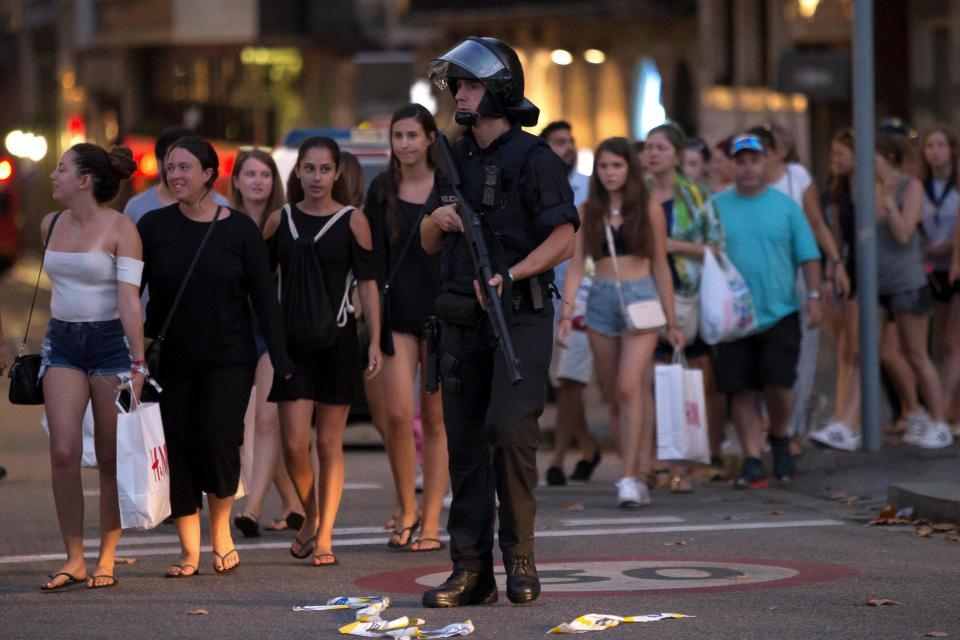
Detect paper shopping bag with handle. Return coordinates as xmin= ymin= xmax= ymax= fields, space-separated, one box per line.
xmin=655 ymin=351 xmax=710 ymax=464
xmin=116 ymin=391 xmax=171 ymax=530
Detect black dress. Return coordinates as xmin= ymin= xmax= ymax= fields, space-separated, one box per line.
xmin=138 ymin=204 xmax=291 ymax=517
xmin=267 ymin=204 xmax=376 ymax=405
xmin=365 ymin=174 xmax=442 ymax=344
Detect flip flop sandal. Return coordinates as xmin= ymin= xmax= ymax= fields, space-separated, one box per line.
xmin=41 ymin=572 xmax=86 ymax=592
xmin=311 ymin=552 xmax=339 ymax=567
xmin=86 ymin=575 xmax=119 ymax=589
xmin=213 ymin=549 xmax=239 ymax=574
xmin=233 ymin=514 xmax=260 ymax=538
xmin=164 ymin=564 xmax=200 ymax=578
xmin=387 ymin=518 xmax=421 ymax=550
xmin=289 ymin=533 xmax=317 ymax=560
xmin=285 ymin=512 xmax=306 ymax=531
xmin=409 ymin=538 xmax=446 ymax=553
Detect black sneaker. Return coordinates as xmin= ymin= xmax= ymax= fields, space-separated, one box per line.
xmin=0 ymin=466 xmax=6 ymax=480
xmin=545 ymin=466 xmax=566 ymax=486
xmin=770 ymin=436 xmax=796 ymax=481
xmin=734 ymin=457 xmax=768 ymax=490
xmin=568 ymin=451 xmax=601 ymax=482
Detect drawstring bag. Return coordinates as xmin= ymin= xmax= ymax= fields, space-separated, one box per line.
xmin=279 ymin=205 xmax=354 ymax=351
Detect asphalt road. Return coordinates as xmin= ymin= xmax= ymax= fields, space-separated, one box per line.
xmin=2 ymin=395 xmax=959 ymax=640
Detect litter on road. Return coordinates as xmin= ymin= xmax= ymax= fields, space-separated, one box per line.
xmin=548 ymin=613 xmax=691 ymax=634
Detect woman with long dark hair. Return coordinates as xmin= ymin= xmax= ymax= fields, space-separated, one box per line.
xmin=265 ymin=136 xmax=382 ymax=566
xmin=138 ymin=137 xmax=292 ymax=577
xmin=558 ymin=137 xmax=682 ymax=508
xmin=920 ymin=127 xmax=960 ymax=433
xmin=365 ymin=103 xmax=447 ymax=551
xmin=228 ymin=149 xmax=304 ymax=537
xmin=643 ymin=123 xmax=725 ymax=492
xmin=39 ymin=143 xmax=141 ymax=590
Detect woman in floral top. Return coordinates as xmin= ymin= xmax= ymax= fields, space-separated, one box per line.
xmin=643 ymin=123 xmax=726 ymax=493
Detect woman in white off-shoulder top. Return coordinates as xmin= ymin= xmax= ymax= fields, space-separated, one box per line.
xmin=38 ymin=143 xmax=145 ymax=591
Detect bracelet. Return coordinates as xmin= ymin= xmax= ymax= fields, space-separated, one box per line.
xmin=131 ymin=362 xmax=150 ymax=377
xmin=131 ymin=357 xmax=145 ymax=366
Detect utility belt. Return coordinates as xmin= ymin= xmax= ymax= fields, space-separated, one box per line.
xmin=434 ymin=275 xmax=555 ymax=327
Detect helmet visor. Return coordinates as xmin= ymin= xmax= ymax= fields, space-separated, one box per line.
xmin=427 ymin=38 xmax=507 ymax=91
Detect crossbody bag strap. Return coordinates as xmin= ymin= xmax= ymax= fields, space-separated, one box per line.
xmin=604 ymin=222 xmax=628 ymax=311
xmin=157 ymin=205 xmax=223 ymax=342
xmin=382 ymin=209 xmax=426 ymax=293
xmin=21 ymin=211 xmax=63 ymax=350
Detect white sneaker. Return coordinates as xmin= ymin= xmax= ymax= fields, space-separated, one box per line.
xmin=903 ymin=410 xmax=931 ymax=446
xmin=616 ymin=477 xmax=650 ymax=508
xmin=916 ymin=421 xmax=954 ymax=449
xmin=809 ymin=422 xmax=861 ymax=452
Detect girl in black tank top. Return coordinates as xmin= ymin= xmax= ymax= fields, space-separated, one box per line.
xmin=263 ymin=136 xmax=382 ymax=566
xmin=364 ymin=104 xmax=448 ymax=552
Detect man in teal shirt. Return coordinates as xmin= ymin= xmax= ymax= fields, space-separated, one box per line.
xmin=712 ymin=134 xmax=821 ymax=489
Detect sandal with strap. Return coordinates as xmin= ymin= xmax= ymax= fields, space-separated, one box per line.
xmin=290 ymin=532 xmax=317 ymax=560
xmin=41 ymin=572 xmax=86 ymax=592
xmin=165 ymin=563 xmax=199 ymax=578
xmin=410 ymin=537 xmax=445 ymax=553
xmin=213 ymin=548 xmax=239 ymax=574
xmin=387 ymin=518 xmax=420 ymax=550
xmin=86 ymin=574 xmax=119 ymax=589
xmin=312 ymin=551 xmax=339 ymax=567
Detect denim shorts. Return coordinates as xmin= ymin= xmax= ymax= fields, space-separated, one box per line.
xmin=586 ymin=276 xmax=659 ymax=336
xmin=41 ymin=318 xmax=131 ymax=378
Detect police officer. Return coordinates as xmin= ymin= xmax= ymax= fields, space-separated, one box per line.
xmin=420 ymin=37 xmax=579 ymax=607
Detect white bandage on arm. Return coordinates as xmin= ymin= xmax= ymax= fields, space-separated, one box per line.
xmin=116 ymin=256 xmax=145 ymax=287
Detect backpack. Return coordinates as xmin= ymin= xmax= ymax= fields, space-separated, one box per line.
xmin=278 ymin=204 xmax=355 ymax=351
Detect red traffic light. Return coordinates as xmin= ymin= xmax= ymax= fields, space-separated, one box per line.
xmin=0 ymin=158 xmax=13 ymax=182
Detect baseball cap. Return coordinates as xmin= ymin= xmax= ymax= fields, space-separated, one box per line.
xmin=730 ymin=134 xmax=765 ymax=156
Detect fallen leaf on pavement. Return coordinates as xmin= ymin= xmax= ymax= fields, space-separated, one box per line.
xmin=185 ymin=609 xmax=209 ymax=616
xmin=765 ymin=510 xmax=784 ymax=516
xmin=869 ymin=505 xmax=913 ymax=526
xmin=561 ymin=502 xmax=584 ymax=511
xmin=916 ymin=526 xmax=934 ymax=538
xmin=114 ymin=557 xmax=136 ymax=565
xmin=931 ymin=523 xmax=956 ymax=533
xmin=924 ymin=632 xmax=948 ymax=638
xmin=843 ymin=496 xmax=861 ymax=506
xmin=866 ymin=598 xmax=902 ymax=607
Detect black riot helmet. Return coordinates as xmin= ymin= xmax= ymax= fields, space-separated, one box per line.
xmin=426 ymin=37 xmax=540 ymax=128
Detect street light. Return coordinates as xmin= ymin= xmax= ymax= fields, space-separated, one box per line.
xmin=584 ymin=49 xmax=606 ymax=64
xmin=550 ymin=49 xmax=573 ymax=66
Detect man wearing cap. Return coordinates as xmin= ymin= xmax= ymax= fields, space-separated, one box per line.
xmin=711 ymin=134 xmax=821 ymax=489
xmin=420 ymin=37 xmax=579 ymax=607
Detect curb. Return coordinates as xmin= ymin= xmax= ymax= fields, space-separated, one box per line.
xmin=888 ymin=482 xmax=960 ymax=525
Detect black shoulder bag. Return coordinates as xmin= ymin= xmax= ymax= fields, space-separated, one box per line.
xmin=9 ymin=212 xmax=63 ymax=405
xmin=379 ymin=208 xmax=426 ymax=356
xmin=144 ymin=206 xmax=222 ymax=384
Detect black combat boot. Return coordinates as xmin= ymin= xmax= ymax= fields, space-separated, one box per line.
xmin=422 ymin=569 xmax=498 ymax=608
xmin=504 ymin=554 xmax=540 ymax=604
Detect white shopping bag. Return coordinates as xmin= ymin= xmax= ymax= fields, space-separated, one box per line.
xmin=698 ymin=250 xmax=757 ymax=345
xmin=116 ymin=393 xmax=171 ymax=530
xmin=655 ymin=353 xmax=710 ymax=464
xmin=41 ymin=402 xmax=98 ymax=468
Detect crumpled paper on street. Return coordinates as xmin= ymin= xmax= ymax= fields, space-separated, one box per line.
xmin=342 ymin=620 xmax=475 ymax=639
xmin=340 ymin=616 xmax=426 ymax=637
xmin=293 ymin=596 xmax=391 ymax=619
xmin=548 ymin=613 xmax=691 ymax=634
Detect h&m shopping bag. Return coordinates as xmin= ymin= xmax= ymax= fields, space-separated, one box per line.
xmin=698 ymin=250 xmax=757 ymax=345
xmin=655 ymin=352 xmax=710 ymax=464
xmin=116 ymin=393 xmax=171 ymax=530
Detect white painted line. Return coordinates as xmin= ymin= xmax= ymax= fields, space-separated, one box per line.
xmin=560 ymin=516 xmax=685 ymax=526
xmin=80 ymin=526 xmax=387 ymax=549
xmin=1 ymin=519 xmax=844 ymax=565
xmin=343 ymin=482 xmax=382 ymax=490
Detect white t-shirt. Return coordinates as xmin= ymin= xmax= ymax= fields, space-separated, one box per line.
xmin=922 ymin=178 xmax=959 ymax=271
xmin=771 ymin=163 xmax=812 ymax=207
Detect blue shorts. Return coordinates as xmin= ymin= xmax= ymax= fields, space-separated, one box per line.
xmin=586 ymin=276 xmax=659 ymax=337
xmin=41 ymin=318 xmax=131 ymax=378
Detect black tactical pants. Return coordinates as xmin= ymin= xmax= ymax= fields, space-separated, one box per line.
xmin=439 ymin=300 xmax=553 ymax=574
